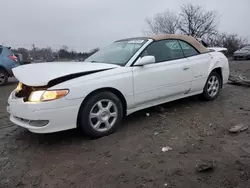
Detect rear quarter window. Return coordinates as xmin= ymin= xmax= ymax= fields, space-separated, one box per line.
xmin=178 ymin=40 xmax=199 ymax=57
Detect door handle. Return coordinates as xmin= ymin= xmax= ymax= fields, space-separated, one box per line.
xmin=183 ymin=67 xmax=190 ymax=71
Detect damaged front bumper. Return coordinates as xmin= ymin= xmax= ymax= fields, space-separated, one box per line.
xmin=7 ymin=90 xmax=83 ymax=133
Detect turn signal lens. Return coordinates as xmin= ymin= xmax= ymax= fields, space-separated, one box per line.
xmin=28 ymin=90 xmax=69 ymax=102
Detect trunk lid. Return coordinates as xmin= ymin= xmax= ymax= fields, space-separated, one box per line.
xmin=207 ymin=47 xmax=228 ymax=52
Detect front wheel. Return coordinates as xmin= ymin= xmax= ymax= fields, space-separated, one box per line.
xmin=78 ymin=91 xmax=123 ymax=138
xmin=0 ymin=69 xmax=8 ymax=86
xmin=201 ymin=72 xmax=222 ymax=101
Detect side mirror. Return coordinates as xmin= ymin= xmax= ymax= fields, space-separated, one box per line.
xmin=134 ymin=55 xmax=155 ymax=66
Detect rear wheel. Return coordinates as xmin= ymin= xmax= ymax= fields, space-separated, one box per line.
xmin=0 ymin=69 xmax=8 ymax=86
xmin=78 ymin=91 xmax=123 ymax=138
xmin=201 ymin=72 xmax=221 ymax=101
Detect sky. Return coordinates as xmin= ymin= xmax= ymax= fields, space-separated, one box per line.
xmin=1 ymin=0 xmax=250 ymax=52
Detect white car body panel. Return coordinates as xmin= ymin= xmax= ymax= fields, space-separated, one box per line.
xmin=51 ymin=67 xmax=135 ymax=109
xmin=132 ymin=58 xmax=192 ymax=105
xmin=7 ymin=93 xmax=83 ymax=133
xmin=188 ymin=52 xmax=229 ymax=92
xmin=12 ymin=62 xmax=120 ymax=86
xmin=188 ymin=53 xmax=215 ymax=93
xmin=127 ymin=90 xmax=203 ymax=115
xmin=8 ymin=38 xmax=230 ymax=134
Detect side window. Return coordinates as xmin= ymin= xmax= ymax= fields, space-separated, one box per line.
xmin=0 ymin=47 xmax=2 ymax=54
xmin=165 ymin=40 xmax=185 ymax=60
xmin=141 ymin=40 xmax=185 ymax=63
xmin=178 ymin=40 xmax=199 ymax=57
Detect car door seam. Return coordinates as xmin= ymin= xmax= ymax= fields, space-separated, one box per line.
xmin=134 ymin=80 xmax=191 ymax=94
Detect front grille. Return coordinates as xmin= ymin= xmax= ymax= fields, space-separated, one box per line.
xmin=13 ymin=116 xmax=49 ymax=127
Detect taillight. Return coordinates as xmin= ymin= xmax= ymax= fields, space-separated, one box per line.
xmin=8 ymin=55 xmax=18 ymax=63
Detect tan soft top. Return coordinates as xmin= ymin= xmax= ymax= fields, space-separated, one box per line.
xmin=150 ymin=34 xmax=209 ymax=53
xmin=116 ymin=34 xmax=209 ymax=54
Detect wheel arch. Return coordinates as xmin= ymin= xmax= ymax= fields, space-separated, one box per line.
xmin=76 ymin=87 xmax=127 ymax=126
xmin=210 ymin=67 xmax=223 ymax=88
xmin=0 ymin=65 xmax=9 ymax=76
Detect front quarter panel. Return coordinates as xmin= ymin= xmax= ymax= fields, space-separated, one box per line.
xmin=50 ymin=67 xmax=135 ymax=109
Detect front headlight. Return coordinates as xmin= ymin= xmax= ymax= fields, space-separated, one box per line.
xmin=16 ymin=82 xmax=22 ymax=92
xmin=28 ymin=89 xmax=69 ymax=102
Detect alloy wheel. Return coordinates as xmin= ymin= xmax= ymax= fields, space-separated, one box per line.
xmin=0 ymin=72 xmax=5 ymax=85
xmin=89 ymin=99 xmax=118 ymax=132
xmin=207 ymin=75 xmax=219 ymax=97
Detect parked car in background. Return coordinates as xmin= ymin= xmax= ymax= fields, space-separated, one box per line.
xmin=7 ymin=34 xmax=229 ymax=138
xmin=45 ymin=56 xmax=56 ymax=62
xmin=0 ymin=46 xmax=20 ymax=86
xmin=15 ymin=53 xmax=24 ymax=65
xmin=233 ymin=45 xmax=250 ymax=60
xmin=15 ymin=53 xmax=33 ymax=65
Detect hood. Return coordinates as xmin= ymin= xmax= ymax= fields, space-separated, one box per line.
xmin=12 ymin=62 xmax=120 ymax=86
xmin=207 ymin=47 xmax=228 ymax=52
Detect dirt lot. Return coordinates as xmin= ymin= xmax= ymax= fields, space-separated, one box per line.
xmin=1 ymin=60 xmax=250 ymax=188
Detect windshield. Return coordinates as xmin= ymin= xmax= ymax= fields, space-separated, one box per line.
xmin=84 ymin=39 xmax=147 ymax=66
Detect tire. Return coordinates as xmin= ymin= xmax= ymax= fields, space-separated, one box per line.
xmin=0 ymin=69 xmax=8 ymax=86
xmin=78 ymin=91 xmax=123 ymax=138
xmin=201 ymin=71 xmax=222 ymax=101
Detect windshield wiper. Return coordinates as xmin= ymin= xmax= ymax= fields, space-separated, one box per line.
xmin=89 ymin=60 xmax=113 ymax=64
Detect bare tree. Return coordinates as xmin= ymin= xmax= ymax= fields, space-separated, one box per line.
xmin=62 ymin=45 xmax=69 ymax=51
xmin=32 ymin=44 xmax=36 ymax=51
xmin=145 ymin=10 xmax=179 ymax=35
xmin=89 ymin=48 xmax=100 ymax=56
xmin=207 ymin=33 xmax=248 ymax=55
xmin=179 ymin=4 xmax=218 ymax=38
xmin=12 ymin=48 xmax=29 ymax=60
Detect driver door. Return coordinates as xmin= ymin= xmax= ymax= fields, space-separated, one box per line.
xmin=132 ymin=39 xmax=192 ymax=106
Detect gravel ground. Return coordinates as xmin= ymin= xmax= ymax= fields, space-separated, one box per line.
xmin=1 ymin=60 xmax=250 ymax=188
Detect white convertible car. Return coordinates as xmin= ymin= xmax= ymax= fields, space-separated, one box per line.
xmin=7 ymin=34 xmax=229 ymax=138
